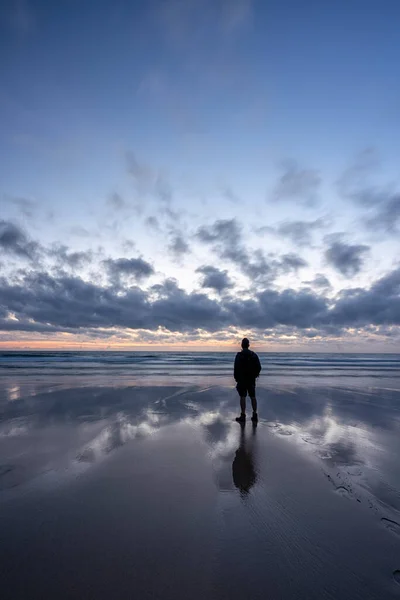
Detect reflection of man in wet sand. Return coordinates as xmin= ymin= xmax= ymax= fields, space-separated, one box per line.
xmin=232 ymin=423 xmax=257 ymax=494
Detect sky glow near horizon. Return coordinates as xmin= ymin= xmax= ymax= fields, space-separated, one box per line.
xmin=0 ymin=0 xmax=400 ymax=351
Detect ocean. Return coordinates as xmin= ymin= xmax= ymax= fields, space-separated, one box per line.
xmin=1 ymin=351 xmax=399 ymax=386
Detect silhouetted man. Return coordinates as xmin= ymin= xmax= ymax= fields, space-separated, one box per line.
xmin=234 ymin=338 xmax=261 ymax=423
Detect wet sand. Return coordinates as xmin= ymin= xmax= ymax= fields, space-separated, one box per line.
xmin=1 ymin=382 xmax=400 ymax=599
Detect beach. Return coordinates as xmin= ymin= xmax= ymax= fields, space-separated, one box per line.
xmin=1 ymin=353 xmax=400 ymax=599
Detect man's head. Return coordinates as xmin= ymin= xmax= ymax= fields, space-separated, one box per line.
xmin=241 ymin=337 xmax=250 ymax=349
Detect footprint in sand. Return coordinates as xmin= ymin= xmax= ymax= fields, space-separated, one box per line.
xmin=393 ymin=570 xmax=400 ymax=585
xmin=302 ymin=436 xmax=320 ymax=445
xmin=335 ymin=485 xmax=351 ymax=499
xmin=317 ymin=450 xmax=333 ymax=460
xmin=381 ymin=518 xmax=400 ymax=536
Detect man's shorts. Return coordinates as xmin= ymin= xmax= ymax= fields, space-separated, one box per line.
xmin=236 ymin=379 xmax=256 ymax=398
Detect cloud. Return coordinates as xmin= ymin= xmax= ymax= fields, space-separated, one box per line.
xmin=303 ymin=274 xmax=332 ymax=290
xmin=126 ymin=151 xmax=154 ymax=192
xmin=337 ymin=148 xmax=380 ymax=201
xmin=0 ymin=265 xmax=400 ymax=337
xmin=337 ymin=149 xmax=400 ymax=235
xmin=279 ymin=253 xmax=308 ymax=273
xmin=145 ymin=216 xmax=161 ymax=232
xmin=221 ymin=186 xmax=240 ymax=204
xmin=197 ymin=218 xmax=241 ymax=244
xmin=196 ymin=219 xmax=307 ymax=284
xmin=0 ymin=271 xmax=324 ymax=334
xmin=197 ymin=218 xmax=247 ymax=264
xmin=275 ymin=218 xmax=326 ymax=247
xmin=224 ymin=288 xmax=328 ymax=329
xmin=324 ymin=236 xmax=369 ymax=277
xmin=330 ymin=267 xmax=400 ymax=327
xmin=168 ymin=234 xmax=190 ymax=260
xmin=3 ymin=196 xmax=37 ymax=218
xmin=196 ymin=265 xmax=233 ymax=293
xmin=272 ymin=160 xmax=321 ymax=206
xmin=103 ymin=257 xmax=154 ymax=284
xmin=364 ymin=193 xmax=400 ymax=234
xmin=0 ymin=220 xmax=40 ymax=261
xmin=51 ymin=245 xmax=93 ymax=269
xmin=125 ymin=151 xmax=177 ymax=219
xmin=107 ymin=192 xmax=126 ymax=211
xmin=70 ymin=226 xmax=92 ymax=237
xmin=196 ymin=218 xmax=255 ymax=274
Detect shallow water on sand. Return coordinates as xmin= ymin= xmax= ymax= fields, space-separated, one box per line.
xmin=1 ymin=378 xmax=400 ymax=599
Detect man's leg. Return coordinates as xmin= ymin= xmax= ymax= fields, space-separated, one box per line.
xmin=249 ymin=381 xmax=258 ymax=422
xmin=236 ymin=383 xmax=247 ymax=422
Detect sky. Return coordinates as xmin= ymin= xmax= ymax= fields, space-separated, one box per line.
xmin=0 ymin=0 xmax=400 ymax=351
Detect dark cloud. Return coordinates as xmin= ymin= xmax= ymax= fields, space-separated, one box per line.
xmin=279 ymin=253 xmax=308 ymax=273
xmin=196 ymin=219 xmax=307 ymax=284
xmin=197 ymin=218 xmax=248 ymax=267
xmin=103 ymin=257 xmax=154 ymax=284
xmin=0 ymin=220 xmax=40 ymax=260
xmin=197 ymin=218 xmax=241 ymax=245
xmin=330 ymin=267 xmax=400 ymax=327
xmin=364 ymin=193 xmax=400 ymax=234
xmin=273 ymin=160 xmax=321 ymax=206
xmin=168 ymin=234 xmax=190 ymax=259
xmin=324 ymin=237 xmax=369 ymax=277
xmin=0 ymin=272 xmax=324 ymax=333
xmin=145 ymin=216 xmax=161 ymax=231
xmin=196 ymin=266 xmax=233 ymax=293
xmin=196 ymin=219 xmax=274 ymax=282
xmin=303 ymin=274 xmax=332 ymax=290
xmin=275 ymin=218 xmax=326 ymax=246
xmin=51 ymin=245 xmax=93 ymax=269
xmin=0 ymin=266 xmax=400 ymax=335
xmin=224 ymin=288 xmax=328 ymax=329
xmin=245 ymin=251 xmax=276 ymax=284
xmin=0 ymin=319 xmax=72 ymax=333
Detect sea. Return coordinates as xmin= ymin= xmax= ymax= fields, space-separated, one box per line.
xmin=1 ymin=351 xmax=399 ymax=389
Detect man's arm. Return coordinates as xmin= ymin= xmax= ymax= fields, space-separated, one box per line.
xmin=234 ymin=353 xmax=240 ymax=381
xmin=254 ymin=354 xmax=261 ymax=378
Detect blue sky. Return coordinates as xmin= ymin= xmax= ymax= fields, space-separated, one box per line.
xmin=0 ymin=0 xmax=400 ymax=350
